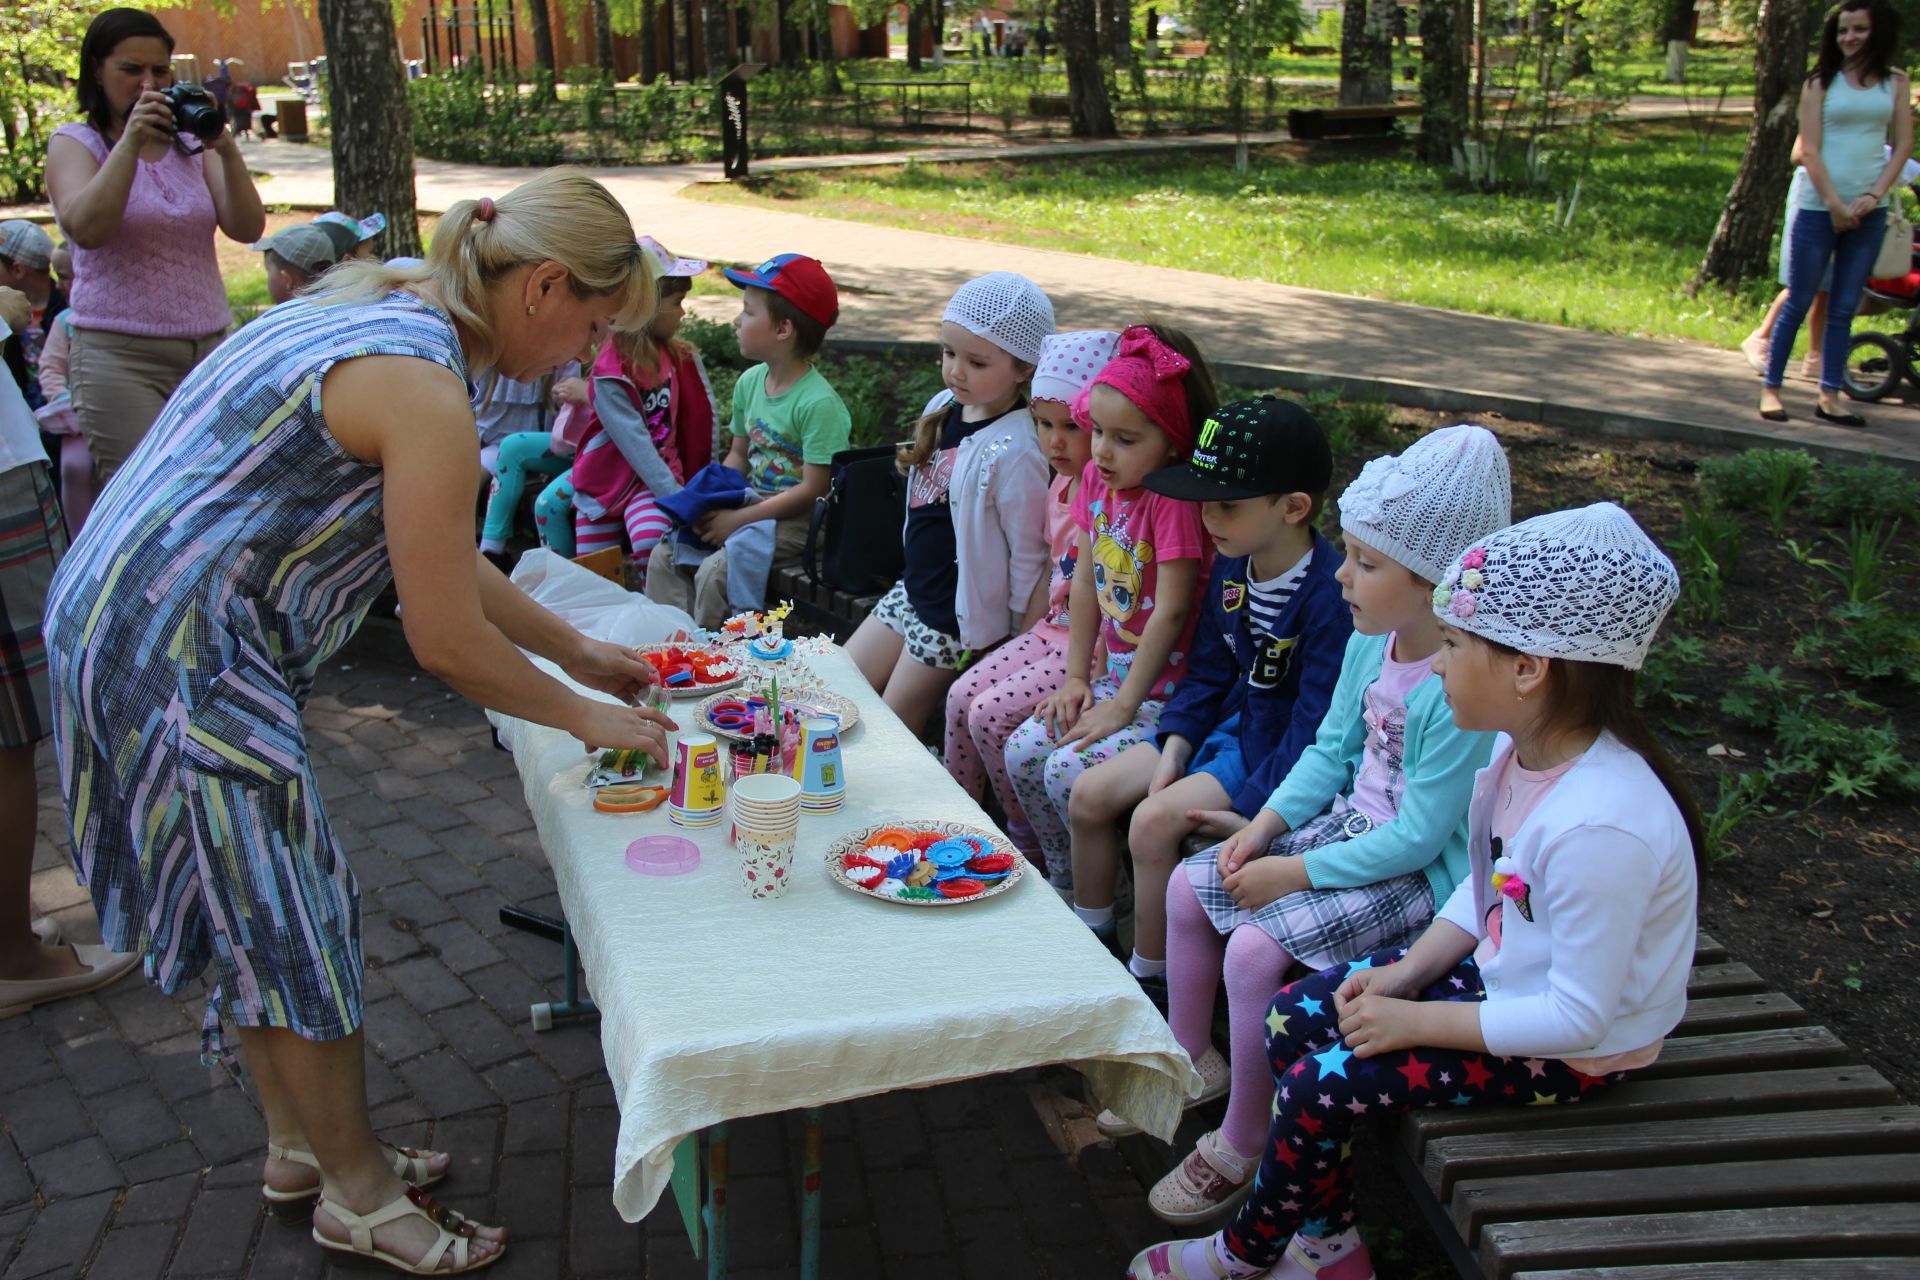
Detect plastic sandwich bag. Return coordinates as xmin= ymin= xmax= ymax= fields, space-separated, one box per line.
xmin=509 ymin=549 xmax=696 ymax=648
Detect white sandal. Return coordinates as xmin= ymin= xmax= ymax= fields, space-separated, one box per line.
xmin=312 ymin=1185 xmax=504 ymax=1275
xmin=1099 ymin=1045 xmax=1231 ymax=1138
xmin=263 ymin=1141 xmax=449 ymax=1217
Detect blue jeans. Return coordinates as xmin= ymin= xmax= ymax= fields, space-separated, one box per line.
xmin=1767 ymin=206 xmax=1887 ymax=391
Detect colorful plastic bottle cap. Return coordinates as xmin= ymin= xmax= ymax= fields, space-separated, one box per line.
xmin=626 ymin=835 xmax=701 ymax=876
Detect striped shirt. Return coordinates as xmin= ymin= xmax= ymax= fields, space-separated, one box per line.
xmin=1246 ymin=549 xmax=1313 ymax=640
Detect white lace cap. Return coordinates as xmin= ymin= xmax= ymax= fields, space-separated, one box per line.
xmin=1031 ymin=330 xmax=1120 ymax=404
xmin=941 ymin=272 xmax=1055 ymax=365
xmin=1433 ymin=502 xmax=1680 ymax=670
xmin=1339 ymin=424 xmax=1512 ymax=584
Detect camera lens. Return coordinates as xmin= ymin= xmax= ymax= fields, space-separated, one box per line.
xmin=162 ymin=85 xmax=225 ymax=142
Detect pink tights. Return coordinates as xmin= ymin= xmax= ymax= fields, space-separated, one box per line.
xmin=941 ymin=630 xmax=1067 ymax=823
xmin=1167 ymin=869 xmax=1294 ymax=1160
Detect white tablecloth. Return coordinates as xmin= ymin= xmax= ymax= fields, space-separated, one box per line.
xmin=488 ymin=645 xmax=1198 ymax=1223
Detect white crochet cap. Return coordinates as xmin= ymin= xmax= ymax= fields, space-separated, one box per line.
xmin=942 ymin=272 xmax=1055 ymax=365
xmin=1433 ymin=502 xmax=1680 ymax=670
xmin=1031 ymin=330 xmax=1120 ymax=405
xmin=1339 ymin=424 xmax=1512 ymax=584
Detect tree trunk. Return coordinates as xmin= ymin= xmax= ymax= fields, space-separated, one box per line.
xmin=1417 ymin=0 xmax=1469 ymax=165
xmin=318 ymin=0 xmax=421 ymax=258
xmin=1339 ymin=0 xmax=1395 ymax=106
xmin=1060 ymin=0 xmax=1116 ymax=136
xmin=526 ymin=0 xmax=557 ymax=97
xmin=592 ymin=0 xmax=615 ymax=77
xmin=641 ymin=0 xmax=658 ymax=83
xmin=702 ymin=0 xmax=728 ymax=78
xmin=1694 ymin=0 xmax=1817 ymax=292
xmin=907 ymin=3 xmax=923 ymax=70
xmin=675 ymin=0 xmax=694 ymax=79
xmin=1659 ymin=0 xmax=1695 ymax=45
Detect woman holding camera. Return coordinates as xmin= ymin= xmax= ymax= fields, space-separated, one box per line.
xmin=44 ymin=7 xmax=264 ymax=486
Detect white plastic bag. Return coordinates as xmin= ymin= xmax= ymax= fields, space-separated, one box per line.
xmin=510 ymin=549 xmax=695 ymax=648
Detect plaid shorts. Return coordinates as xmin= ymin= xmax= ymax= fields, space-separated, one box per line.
xmin=873 ymin=580 xmax=967 ymax=671
xmin=1183 ymin=806 xmax=1435 ymax=969
xmin=0 ymin=463 xmax=66 ymax=748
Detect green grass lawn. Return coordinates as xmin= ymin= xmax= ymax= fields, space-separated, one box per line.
xmin=692 ymin=122 xmax=1794 ymax=350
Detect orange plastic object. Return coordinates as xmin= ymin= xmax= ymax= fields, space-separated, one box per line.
xmin=593 ymin=783 xmax=670 ymax=814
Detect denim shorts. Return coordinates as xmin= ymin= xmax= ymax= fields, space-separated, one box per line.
xmin=1189 ymin=715 xmax=1249 ymax=799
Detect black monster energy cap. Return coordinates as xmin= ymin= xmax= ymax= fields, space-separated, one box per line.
xmin=1142 ymin=395 xmax=1333 ymax=502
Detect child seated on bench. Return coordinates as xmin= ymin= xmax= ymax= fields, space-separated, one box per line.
xmin=1127 ymin=501 xmax=1701 ymax=1280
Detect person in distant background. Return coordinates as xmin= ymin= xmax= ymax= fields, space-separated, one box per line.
xmin=225 ymin=58 xmax=259 ymax=141
xmin=0 ymin=221 xmax=65 ymax=409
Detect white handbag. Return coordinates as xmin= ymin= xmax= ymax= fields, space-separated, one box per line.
xmin=1873 ymin=195 xmax=1913 ymax=277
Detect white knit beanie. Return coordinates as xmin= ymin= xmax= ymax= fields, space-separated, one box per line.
xmin=1433 ymin=502 xmax=1680 ymax=670
xmin=1031 ymin=330 xmax=1120 ymax=405
xmin=942 ymin=272 xmax=1055 ymax=365
xmin=1339 ymin=425 xmax=1512 ymax=584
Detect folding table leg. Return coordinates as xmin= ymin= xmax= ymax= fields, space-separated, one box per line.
xmin=516 ymin=917 xmax=599 ymax=1032
xmin=704 ymin=1123 xmax=731 ymax=1280
xmin=799 ymin=1108 xmax=824 ymax=1280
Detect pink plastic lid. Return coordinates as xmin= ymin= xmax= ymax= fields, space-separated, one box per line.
xmin=626 ymin=835 xmax=701 ymax=876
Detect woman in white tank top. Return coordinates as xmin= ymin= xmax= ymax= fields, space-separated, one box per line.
xmin=1760 ymin=0 xmax=1911 ymax=426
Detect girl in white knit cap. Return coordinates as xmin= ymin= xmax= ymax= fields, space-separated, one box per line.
xmin=1130 ymin=501 xmax=1699 ymax=1280
xmin=848 ymin=272 xmax=1055 ymax=735
xmin=1114 ymin=425 xmax=1512 ymax=1232
xmin=940 ymin=330 xmax=1119 ymax=852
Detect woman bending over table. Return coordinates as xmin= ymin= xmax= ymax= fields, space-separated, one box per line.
xmin=43 ymin=169 xmax=671 ymax=1275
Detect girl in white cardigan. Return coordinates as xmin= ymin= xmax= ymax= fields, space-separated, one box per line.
xmin=1129 ymin=502 xmax=1702 ymax=1280
xmin=848 ymin=273 xmax=1054 ymax=735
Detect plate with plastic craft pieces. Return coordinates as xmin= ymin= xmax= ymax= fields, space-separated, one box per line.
xmin=825 ymin=820 xmax=1025 ymax=907
xmin=638 ymin=645 xmax=746 ymax=698
xmin=694 ymin=687 xmax=861 ymax=742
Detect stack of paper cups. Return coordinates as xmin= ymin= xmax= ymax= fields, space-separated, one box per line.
xmin=730 ymin=773 xmax=800 ymax=899
xmin=669 ymin=732 xmax=726 ymax=828
xmin=792 ymin=716 xmax=846 ymax=813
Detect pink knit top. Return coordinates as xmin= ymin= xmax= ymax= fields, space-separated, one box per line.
xmin=52 ymin=124 xmax=231 ymax=339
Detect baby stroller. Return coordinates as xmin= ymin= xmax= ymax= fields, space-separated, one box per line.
xmin=1844 ymin=218 xmax=1920 ymax=401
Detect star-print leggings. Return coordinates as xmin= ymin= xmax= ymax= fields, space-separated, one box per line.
xmin=1218 ymin=948 xmax=1624 ymax=1268
xmin=1002 ymin=678 xmax=1162 ymax=894
xmin=943 ymin=629 xmax=1070 ymax=824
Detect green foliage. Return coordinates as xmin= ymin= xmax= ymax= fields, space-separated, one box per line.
xmin=1805 ymin=460 xmax=1920 ymax=527
xmin=1697 ymin=447 xmax=1817 ymax=536
xmin=1718 ymin=662 xmax=1794 ymax=727
xmin=1703 ymin=771 xmax=1770 ymax=864
xmin=1637 ymin=633 xmax=1707 ymax=709
xmin=1717 ymin=663 xmax=1919 ymax=804
xmin=1788 ymin=519 xmax=1906 ymax=605
xmin=0 ymin=1 xmax=114 ymax=202
xmin=1793 ymin=600 xmax=1920 ymax=685
xmin=1675 ymin=502 xmax=1741 ymax=623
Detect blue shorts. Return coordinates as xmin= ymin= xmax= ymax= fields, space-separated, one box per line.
xmin=1189 ymin=716 xmax=1249 ymax=800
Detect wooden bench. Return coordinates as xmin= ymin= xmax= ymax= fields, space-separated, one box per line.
xmin=1286 ymin=103 xmax=1420 ymax=141
xmin=772 ymin=562 xmax=880 ymax=644
xmin=1395 ymin=932 xmax=1920 ymax=1278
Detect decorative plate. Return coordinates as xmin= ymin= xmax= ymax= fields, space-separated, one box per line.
xmin=638 ymin=646 xmax=747 ymax=698
xmin=694 ymin=687 xmax=861 ymax=741
xmin=825 ymin=820 xmax=1025 ymax=907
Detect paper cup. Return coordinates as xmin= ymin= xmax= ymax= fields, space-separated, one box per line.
xmin=739 ymin=825 xmax=797 ymax=898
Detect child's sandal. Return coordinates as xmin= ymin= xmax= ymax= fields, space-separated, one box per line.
xmin=1125 ymin=1235 xmax=1249 ymax=1279
xmin=311 ymin=1185 xmax=504 ymax=1275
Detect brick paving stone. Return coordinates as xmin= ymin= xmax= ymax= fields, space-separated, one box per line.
xmin=170 ymin=1183 xmax=265 ymax=1277
xmin=101 ymin=986 xmax=194 ymax=1048
xmin=464 ymin=795 xmax=535 ymax=839
xmin=852 ymin=1091 xmax=931 ymax=1169
xmin=365 ymin=820 xmax=444 ymax=863
xmin=422 ymin=769 xmax=491 ymax=807
xmin=371 ymin=882 xmax=457 ymax=932
xmin=886 ymin=1250 xmax=965 ymax=1280
xmin=478 ymin=855 xmax=548 ymax=904
xmin=141 ymin=1032 xmax=228 ymax=1104
xmin=369 ymin=1096 xmax=432 ymax=1130
xmin=488 ymin=928 xmax=564 ymax=984
xmin=4 ymin=1078 xmax=94 ymax=1156
xmin=500 ymin=1091 xmax=568 ymax=1155
xmin=392 ymin=795 xmax=467 ymax=833
xmin=26 ymin=1133 xmax=123 ymax=1199
xmin=495 ymin=1151 xmax=567 ymax=1238
xmin=461 ymin=961 xmax=551 ymax=1025
xmin=357 ymin=911 xmax=425 ymax=967
xmin=873 ymin=1166 xmax=948 ymax=1258
xmin=365 ymin=768 xmax=429 ymax=801
xmin=954 ymin=1208 xmax=1035 ymax=1279
xmin=363 ymin=997 xmax=443 ymax=1065
xmin=84 ymin=1082 xmax=184 ymax=1161
xmin=821 ymin=1222 xmax=886 ymax=1278
xmin=0 ymin=1020 xmax=59 ymax=1089
xmin=243 ymin=1219 xmax=329 ymax=1280
xmin=344 ymin=846 xmax=414 ymax=894
xmin=442 ymin=886 xmax=517 ymax=939
xmin=115 ymin=1170 xmax=200 ymax=1223
xmin=481 ymin=1054 xmax=565 ymax=1104
xmin=818 ymin=1137 xmax=870 ymax=1227
xmin=0 ymin=1140 xmax=32 ymax=1210
xmin=570 ymin=1107 xmax=618 ymax=1188
xmin=379 ymin=957 xmax=472 ymax=1016
xmin=722 ymin=1174 xmax=795 ymax=1271
xmin=405 ymin=850 xmax=483 ymax=899
xmin=173 ymin=1087 xmax=265 ymax=1167
xmin=567 ymin=1187 xmax=643 ymax=1277
xmin=1010 ymin=1156 xmax=1106 ymax=1246
xmin=7 ymin=1189 xmax=116 ymax=1280
xmin=394 ymin=1049 xmax=497 ymax=1118
xmin=116 ymin=1139 xmax=207 ymax=1184
xmin=87 ymin=1221 xmax=182 ymax=1280
xmin=324 ymin=790 xmax=401 ymax=831
xmin=932 ymin=1128 xmax=1017 ymax=1212
xmin=417 ymin=919 xmax=504 ymax=975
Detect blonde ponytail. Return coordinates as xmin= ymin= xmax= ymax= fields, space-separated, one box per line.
xmin=305 ymin=168 xmax=655 ymax=375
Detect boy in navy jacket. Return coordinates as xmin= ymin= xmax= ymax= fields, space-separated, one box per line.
xmin=1064 ymin=397 xmax=1350 ymax=995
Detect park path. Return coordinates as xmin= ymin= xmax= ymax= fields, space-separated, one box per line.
xmin=247 ymin=132 xmax=1917 ymax=464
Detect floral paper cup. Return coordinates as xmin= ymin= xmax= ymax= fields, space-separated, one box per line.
xmin=739 ymin=825 xmax=797 ymax=899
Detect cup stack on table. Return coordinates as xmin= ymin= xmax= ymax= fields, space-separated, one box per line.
xmin=729 ymin=773 xmax=801 ymax=898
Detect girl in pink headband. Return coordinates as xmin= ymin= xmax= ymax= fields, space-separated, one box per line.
xmin=1003 ymin=324 xmax=1221 ymax=905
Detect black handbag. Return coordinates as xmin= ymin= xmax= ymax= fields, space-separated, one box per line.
xmin=803 ymin=444 xmax=906 ymax=596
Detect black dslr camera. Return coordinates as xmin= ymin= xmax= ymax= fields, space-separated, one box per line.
xmin=161 ymin=85 xmax=225 ymax=142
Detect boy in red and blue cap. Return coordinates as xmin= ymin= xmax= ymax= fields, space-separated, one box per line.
xmin=646 ymin=253 xmax=852 ymax=626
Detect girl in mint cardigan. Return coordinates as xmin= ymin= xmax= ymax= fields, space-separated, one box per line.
xmin=1116 ymin=425 xmax=1512 ymax=1231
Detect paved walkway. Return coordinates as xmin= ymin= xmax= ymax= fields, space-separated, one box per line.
xmin=4 ymin=657 xmax=1213 ymax=1279
xmin=239 ymin=132 xmax=1916 ymax=465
